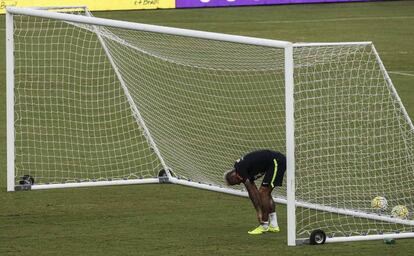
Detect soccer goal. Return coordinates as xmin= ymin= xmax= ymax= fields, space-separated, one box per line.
xmin=6 ymin=6 xmax=414 ymax=245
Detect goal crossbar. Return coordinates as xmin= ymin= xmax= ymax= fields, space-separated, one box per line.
xmin=5 ymin=6 xmax=291 ymax=48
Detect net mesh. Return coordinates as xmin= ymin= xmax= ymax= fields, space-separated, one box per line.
xmin=294 ymin=45 xmax=414 ymax=238
xmin=11 ymin=10 xmax=413 ymax=239
xmin=95 ymin=26 xmax=286 ymax=186
xmin=13 ymin=12 xmax=162 ymax=183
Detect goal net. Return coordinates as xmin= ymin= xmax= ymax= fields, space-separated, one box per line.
xmin=10 ymin=7 xmax=163 ymax=185
xmin=293 ymin=44 xmax=414 ymax=242
xmin=6 ymin=6 xmax=413 ymax=244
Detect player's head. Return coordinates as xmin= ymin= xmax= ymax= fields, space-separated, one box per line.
xmin=224 ymin=169 xmax=243 ymax=185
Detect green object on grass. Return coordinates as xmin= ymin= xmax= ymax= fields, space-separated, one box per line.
xmin=384 ymin=238 xmax=396 ymax=245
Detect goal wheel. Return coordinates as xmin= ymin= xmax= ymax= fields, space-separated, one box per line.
xmin=310 ymin=229 xmax=326 ymax=245
xmin=19 ymin=175 xmax=35 ymax=185
xmin=158 ymin=169 xmax=176 ymax=178
xmin=158 ymin=169 xmax=167 ymax=177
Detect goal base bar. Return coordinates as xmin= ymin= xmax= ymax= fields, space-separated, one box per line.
xmin=18 ymin=178 xmax=160 ymax=191
xmin=170 ymin=177 xmax=290 ymax=204
xmin=171 ymin=177 xmax=248 ymax=198
xmin=170 ymin=177 xmax=414 ymax=225
xmin=297 ymin=232 xmax=414 ymax=245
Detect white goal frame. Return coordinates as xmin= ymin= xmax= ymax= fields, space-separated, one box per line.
xmin=5 ymin=6 xmax=414 ymax=246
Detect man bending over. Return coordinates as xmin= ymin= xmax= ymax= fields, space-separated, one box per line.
xmin=224 ymin=149 xmax=286 ymax=235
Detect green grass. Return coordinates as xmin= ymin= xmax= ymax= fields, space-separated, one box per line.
xmin=1 ymin=1 xmax=414 ymax=255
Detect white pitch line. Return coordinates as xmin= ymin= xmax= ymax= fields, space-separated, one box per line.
xmin=389 ymin=71 xmax=414 ymax=77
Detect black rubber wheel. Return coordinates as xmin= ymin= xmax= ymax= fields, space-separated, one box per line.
xmin=158 ymin=169 xmax=167 ymax=177
xmin=310 ymin=229 xmax=326 ymax=245
xmin=158 ymin=169 xmax=176 ymax=178
xmin=19 ymin=175 xmax=35 ymax=185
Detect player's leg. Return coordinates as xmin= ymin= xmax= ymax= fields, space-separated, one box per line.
xmin=248 ymin=156 xmax=286 ymax=235
xmin=255 ymin=164 xmax=277 ymax=233
xmin=258 ymin=185 xmax=272 ymax=221
xmin=248 ymin=185 xmax=272 ymax=235
xmin=245 ymin=181 xmax=270 ymax=235
xmin=259 ymin=185 xmax=279 ymax=232
xmin=260 ymin=158 xmax=285 ymax=232
xmin=268 ymin=156 xmax=286 ymax=232
xmin=266 ymin=189 xmax=278 ymax=231
xmin=268 ymin=199 xmax=280 ymax=232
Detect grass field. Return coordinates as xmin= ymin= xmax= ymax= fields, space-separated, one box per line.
xmin=1 ymin=1 xmax=414 ymax=255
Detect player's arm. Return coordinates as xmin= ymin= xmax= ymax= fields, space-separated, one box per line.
xmin=243 ymin=180 xmax=263 ymax=223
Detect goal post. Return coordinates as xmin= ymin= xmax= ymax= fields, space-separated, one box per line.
xmin=6 ymin=9 xmax=15 ymax=192
xmin=285 ymin=44 xmax=296 ymax=246
xmin=5 ymin=6 xmax=414 ymax=245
